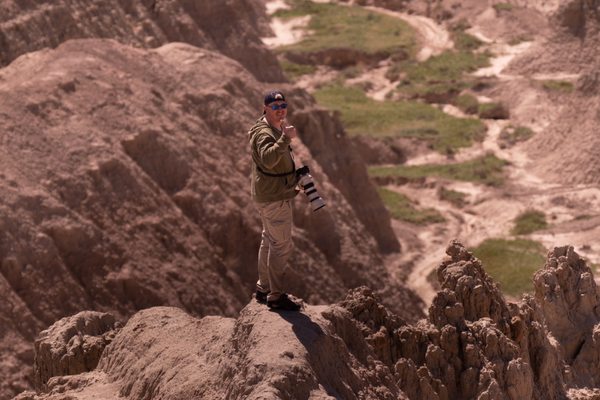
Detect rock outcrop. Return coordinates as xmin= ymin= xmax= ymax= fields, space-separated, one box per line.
xmin=33 ymin=312 xmax=119 ymax=389
xmin=0 ymin=0 xmax=284 ymax=83
xmin=17 ymin=242 xmax=600 ymax=400
xmin=0 ymin=38 xmax=410 ymax=399
xmin=534 ymin=246 xmax=600 ymax=388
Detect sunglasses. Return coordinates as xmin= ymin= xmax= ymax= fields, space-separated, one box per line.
xmin=268 ymin=103 xmax=288 ymax=111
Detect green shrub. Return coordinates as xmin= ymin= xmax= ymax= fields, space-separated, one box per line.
xmin=377 ymin=187 xmax=445 ymax=225
xmin=478 ymin=102 xmax=509 ymax=119
xmin=512 ymin=210 xmax=548 ymax=235
xmin=369 ymin=153 xmax=509 ymax=186
xmin=493 ymin=3 xmax=514 ymax=12
xmin=541 ymin=80 xmax=574 ymax=93
xmin=498 ymin=125 xmax=534 ymax=148
xmin=471 ymin=238 xmax=546 ymax=297
xmin=280 ymin=59 xmax=317 ymax=80
xmin=438 ymin=187 xmax=468 ymax=208
xmin=314 ymin=84 xmax=486 ymax=153
xmin=454 ymin=94 xmax=479 ymax=114
xmin=453 ymin=31 xmax=484 ymax=52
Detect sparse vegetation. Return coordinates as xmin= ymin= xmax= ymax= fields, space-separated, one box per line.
xmin=275 ymin=1 xmax=416 ymax=57
xmin=450 ymin=21 xmax=484 ymax=52
xmin=314 ymin=84 xmax=487 ymax=153
xmin=454 ymin=94 xmax=479 ymax=115
xmin=369 ymin=153 xmax=509 ymax=187
xmin=498 ymin=125 xmax=534 ymax=148
xmin=508 ymin=34 xmax=533 ymax=45
xmin=393 ymin=50 xmax=489 ymax=104
xmin=377 ymin=187 xmax=445 ymax=225
xmin=478 ymin=102 xmax=509 ymax=119
xmin=471 ymin=238 xmax=546 ymax=297
xmin=438 ymin=186 xmax=468 ymax=208
xmin=402 ymin=51 xmax=490 ymax=84
xmin=512 ymin=210 xmax=548 ymax=235
xmin=493 ymin=3 xmax=514 ymax=12
xmin=541 ymin=80 xmax=574 ymax=93
xmin=280 ymin=59 xmax=317 ymax=79
xmin=453 ymin=31 xmax=484 ymax=52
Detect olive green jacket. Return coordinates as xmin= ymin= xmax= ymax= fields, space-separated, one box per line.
xmin=248 ymin=117 xmax=299 ymax=203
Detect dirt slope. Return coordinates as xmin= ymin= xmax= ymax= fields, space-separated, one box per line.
xmin=0 ymin=38 xmax=418 ymax=399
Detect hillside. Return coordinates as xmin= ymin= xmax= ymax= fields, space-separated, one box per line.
xmin=0 ymin=0 xmax=282 ymax=82
xmin=507 ymin=0 xmax=600 ymax=184
xmin=14 ymin=243 xmax=600 ymax=400
xmin=0 ymin=37 xmax=423 ymax=398
xmin=4 ymin=0 xmax=600 ymax=398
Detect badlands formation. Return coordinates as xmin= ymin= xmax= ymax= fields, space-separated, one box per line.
xmin=1 ymin=0 xmax=600 ymax=399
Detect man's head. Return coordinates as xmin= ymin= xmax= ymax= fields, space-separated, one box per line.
xmin=263 ymin=90 xmax=287 ymax=128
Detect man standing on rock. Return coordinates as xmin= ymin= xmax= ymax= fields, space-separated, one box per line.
xmin=248 ymin=90 xmax=302 ymax=311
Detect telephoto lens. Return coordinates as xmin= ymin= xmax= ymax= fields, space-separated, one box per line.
xmin=296 ymin=166 xmax=326 ymax=212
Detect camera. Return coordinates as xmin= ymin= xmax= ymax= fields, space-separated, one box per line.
xmin=296 ymin=165 xmax=326 ymax=212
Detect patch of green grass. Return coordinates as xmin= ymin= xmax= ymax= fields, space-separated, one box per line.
xmin=471 ymin=238 xmax=546 ymax=297
xmin=453 ymin=94 xmax=479 ymax=114
xmin=403 ymin=51 xmax=490 ymax=83
xmin=498 ymin=125 xmax=534 ymax=148
xmin=453 ymin=31 xmax=484 ymax=52
xmin=478 ymin=102 xmax=509 ymax=119
xmin=369 ymin=153 xmax=509 ymax=186
xmin=512 ymin=210 xmax=548 ymax=235
xmin=438 ymin=186 xmax=468 ymax=208
xmin=449 ymin=18 xmax=483 ymax=52
xmin=493 ymin=3 xmax=514 ymax=12
xmin=276 ymin=1 xmax=417 ymax=57
xmin=313 ymin=84 xmax=486 ymax=153
xmin=377 ymin=187 xmax=445 ymax=225
xmin=397 ymin=81 xmax=466 ymax=103
xmin=394 ymin=51 xmax=490 ymax=103
xmin=541 ymin=80 xmax=574 ymax=93
xmin=279 ymin=59 xmax=317 ymax=79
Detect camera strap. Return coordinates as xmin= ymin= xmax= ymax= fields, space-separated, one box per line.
xmin=255 ymin=164 xmax=296 ymax=177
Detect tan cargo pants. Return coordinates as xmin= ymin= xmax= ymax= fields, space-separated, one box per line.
xmin=255 ymin=199 xmax=293 ymax=301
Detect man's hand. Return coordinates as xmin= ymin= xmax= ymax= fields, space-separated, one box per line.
xmin=282 ymin=119 xmax=297 ymax=139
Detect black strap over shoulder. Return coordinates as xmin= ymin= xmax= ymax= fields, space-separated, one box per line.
xmin=256 ymin=164 xmax=296 ymax=177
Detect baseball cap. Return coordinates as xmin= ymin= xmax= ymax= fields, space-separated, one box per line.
xmin=264 ymin=90 xmax=286 ymax=105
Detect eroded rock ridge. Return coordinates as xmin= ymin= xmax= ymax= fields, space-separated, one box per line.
xmin=16 ymin=243 xmax=600 ymax=400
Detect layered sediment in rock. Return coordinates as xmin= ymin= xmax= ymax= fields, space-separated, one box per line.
xmin=17 ymin=242 xmax=600 ymax=400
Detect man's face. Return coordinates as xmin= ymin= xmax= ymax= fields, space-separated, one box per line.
xmin=264 ymin=101 xmax=288 ymax=125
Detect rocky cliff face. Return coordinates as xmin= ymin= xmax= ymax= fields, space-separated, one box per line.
xmin=16 ymin=243 xmax=600 ymax=400
xmin=0 ymin=0 xmax=283 ymax=83
xmin=0 ymin=37 xmax=412 ymax=399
